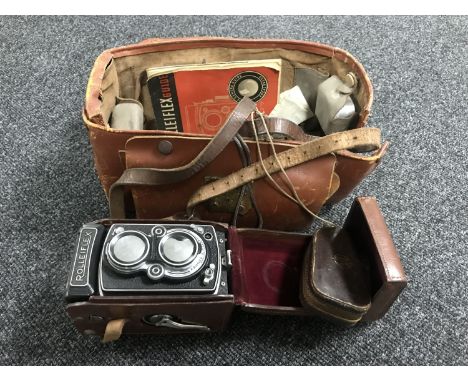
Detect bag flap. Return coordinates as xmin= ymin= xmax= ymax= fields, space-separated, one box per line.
xmin=121 ymin=135 xmax=337 ymax=230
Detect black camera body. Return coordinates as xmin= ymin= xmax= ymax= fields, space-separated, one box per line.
xmin=66 ymin=222 xmax=230 ymax=302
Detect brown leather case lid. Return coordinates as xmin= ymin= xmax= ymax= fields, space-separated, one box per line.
xmin=343 ymin=197 xmax=407 ymax=321
xmin=301 ymin=228 xmax=371 ymax=320
xmin=227 ymin=196 xmax=407 ymax=321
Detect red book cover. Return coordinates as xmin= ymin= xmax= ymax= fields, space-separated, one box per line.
xmin=147 ymin=63 xmax=280 ymax=135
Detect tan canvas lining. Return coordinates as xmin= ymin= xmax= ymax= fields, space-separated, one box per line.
xmin=99 ymin=46 xmax=368 ymax=127
xmin=100 ymin=59 xmax=119 ymax=124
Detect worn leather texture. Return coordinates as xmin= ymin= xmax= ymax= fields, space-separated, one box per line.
xmin=121 ymin=135 xmax=337 ymax=230
xmin=298 ymin=197 xmax=406 ymax=325
xmin=67 ymin=295 xmax=235 ymax=336
xmin=108 ymin=110 xmax=382 ymax=225
xmin=83 ymin=37 xmax=387 ymax=230
xmin=343 ymin=197 xmax=408 ymax=321
xmin=186 ymin=127 xmax=382 ymax=214
xmin=301 ymin=228 xmax=372 ymax=325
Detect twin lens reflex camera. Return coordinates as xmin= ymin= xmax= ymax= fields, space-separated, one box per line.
xmin=66 ymin=222 xmax=230 ymax=301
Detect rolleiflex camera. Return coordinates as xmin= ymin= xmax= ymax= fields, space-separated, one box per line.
xmin=65 ymin=199 xmax=407 ymax=341
xmin=66 ymin=222 xmax=229 ymax=301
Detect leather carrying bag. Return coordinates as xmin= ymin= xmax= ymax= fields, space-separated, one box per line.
xmin=66 ymin=197 xmax=407 ymax=341
xmin=83 ymin=37 xmax=388 ymax=230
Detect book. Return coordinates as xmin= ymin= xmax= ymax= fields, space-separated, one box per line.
xmin=146 ymin=59 xmax=282 ymax=134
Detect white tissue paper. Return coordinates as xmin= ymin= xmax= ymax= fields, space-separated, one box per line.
xmin=269 ymin=86 xmax=314 ymax=125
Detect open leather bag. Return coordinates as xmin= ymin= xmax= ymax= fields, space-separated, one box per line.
xmin=66 ymin=38 xmax=407 ymax=341
xmin=83 ymin=37 xmax=388 ymax=230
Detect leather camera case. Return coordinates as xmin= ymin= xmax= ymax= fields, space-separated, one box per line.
xmin=66 ymin=197 xmax=406 ymax=340
xmin=83 ymin=37 xmax=388 ymax=231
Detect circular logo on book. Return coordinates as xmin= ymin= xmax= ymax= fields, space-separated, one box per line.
xmin=229 ymin=71 xmax=268 ymax=102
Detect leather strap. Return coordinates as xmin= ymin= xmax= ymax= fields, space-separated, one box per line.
xmin=187 ymin=128 xmax=381 ymax=211
xmin=239 ymin=117 xmax=317 ymax=141
xmin=102 ymin=318 xmax=128 ymax=343
xmin=109 ymin=97 xmax=257 ymax=218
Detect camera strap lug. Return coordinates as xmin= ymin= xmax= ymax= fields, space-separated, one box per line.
xmin=222 ymin=249 xmax=232 ymax=268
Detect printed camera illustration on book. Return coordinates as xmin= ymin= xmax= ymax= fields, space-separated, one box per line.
xmin=184 ymin=96 xmax=235 ymax=134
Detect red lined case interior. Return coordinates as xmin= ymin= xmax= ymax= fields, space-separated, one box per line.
xmin=229 ymin=227 xmax=310 ymax=310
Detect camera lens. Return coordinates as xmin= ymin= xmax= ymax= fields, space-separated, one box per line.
xmin=160 ymin=231 xmax=198 ymax=266
xmin=109 ymin=231 xmax=149 ymax=268
xmin=113 ymin=235 xmax=146 ymax=263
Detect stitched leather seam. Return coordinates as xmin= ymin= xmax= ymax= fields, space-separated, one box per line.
xmin=360 ymin=198 xmax=405 ymax=282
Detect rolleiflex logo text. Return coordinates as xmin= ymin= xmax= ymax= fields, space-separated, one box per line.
xmin=70 ymin=228 xmax=96 ymax=286
xmin=148 ymin=73 xmax=183 ymax=132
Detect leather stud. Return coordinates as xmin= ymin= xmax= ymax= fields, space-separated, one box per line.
xmin=158 ymin=140 xmax=173 ymax=155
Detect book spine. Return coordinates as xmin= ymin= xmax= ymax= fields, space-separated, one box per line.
xmin=147 ymin=73 xmax=183 ymax=132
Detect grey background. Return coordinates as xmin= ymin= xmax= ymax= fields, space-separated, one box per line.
xmin=0 ymin=16 xmax=467 ymax=365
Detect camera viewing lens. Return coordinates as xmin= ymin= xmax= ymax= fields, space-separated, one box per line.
xmin=160 ymin=232 xmax=196 ymax=265
xmin=112 ymin=233 xmax=148 ymax=265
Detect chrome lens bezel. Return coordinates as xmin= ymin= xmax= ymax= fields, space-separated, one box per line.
xmin=106 ymin=230 xmax=150 ymax=272
xmin=158 ymin=228 xmax=200 ymax=267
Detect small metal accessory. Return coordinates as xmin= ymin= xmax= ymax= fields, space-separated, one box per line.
xmin=203 ymin=264 xmax=216 ymax=285
xmin=315 ymin=75 xmax=358 ymax=134
xmin=147 ymin=264 xmax=165 ymax=280
xmin=142 ymin=314 xmax=210 ymax=331
xmin=110 ymin=100 xmax=144 ymax=130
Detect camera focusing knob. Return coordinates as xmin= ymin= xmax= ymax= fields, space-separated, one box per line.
xmin=202 ymin=263 xmax=215 ymax=285
xmin=114 ymin=227 xmax=124 ymax=234
xmin=152 ymin=226 xmax=166 ymax=236
xmin=147 ymin=264 xmax=165 ymax=281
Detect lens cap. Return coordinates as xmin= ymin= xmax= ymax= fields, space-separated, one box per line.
xmin=108 ymin=231 xmax=149 ymax=269
xmin=160 ymin=232 xmax=196 ymax=265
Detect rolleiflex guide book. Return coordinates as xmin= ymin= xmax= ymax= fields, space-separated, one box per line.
xmin=144 ymin=59 xmax=281 ymax=134
xmin=71 ymin=37 xmax=407 ymax=341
